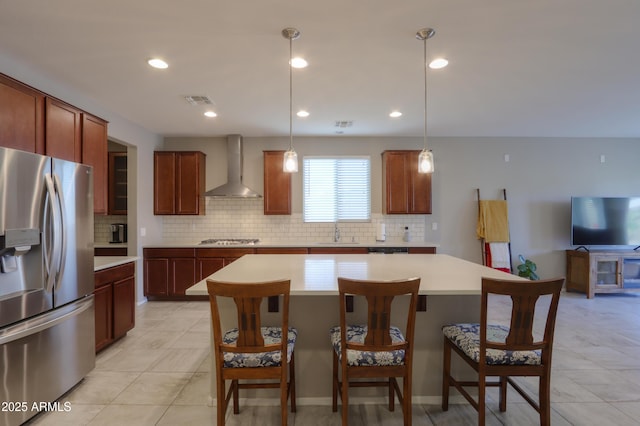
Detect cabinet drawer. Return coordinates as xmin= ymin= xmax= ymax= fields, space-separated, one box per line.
xmin=196 ymin=248 xmax=255 ymax=258
xmin=95 ymin=262 xmax=135 ymax=287
xmin=144 ymin=248 xmax=195 ymax=258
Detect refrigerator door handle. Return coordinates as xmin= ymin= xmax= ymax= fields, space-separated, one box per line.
xmin=52 ymin=173 xmax=67 ymax=289
xmin=0 ymin=296 xmax=93 ymax=346
xmin=43 ymin=174 xmax=60 ymax=292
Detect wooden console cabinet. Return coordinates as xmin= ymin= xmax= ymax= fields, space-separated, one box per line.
xmin=566 ymin=249 xmax=640 ymax=298
xmin=94 ymin=262 xmax=135 ymax=352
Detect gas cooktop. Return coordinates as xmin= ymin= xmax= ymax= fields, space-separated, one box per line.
xmin=199 ymin=238 xmax=260 ymax=246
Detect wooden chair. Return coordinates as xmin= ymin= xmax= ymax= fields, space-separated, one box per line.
xmin=442 ymin=277 xmax=564 ymax=426
xmin=206 ymin=279 xmax=297 ymax=426
xmin=331 ymin=276 xmax=421 ymax=426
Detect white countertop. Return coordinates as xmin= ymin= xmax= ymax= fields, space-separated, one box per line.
xmin=94 ymin=242 xmax=128 ymax=248
xmin=94 ymin=256 xmax=140 ymax=271
xmin=145 ymin=241 xmax=439 ymax=249
xmin=186 ymin=253 xmax=521 ymax=296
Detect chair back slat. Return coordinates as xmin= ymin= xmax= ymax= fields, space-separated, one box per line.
xmin=338 ymin=277 xmax=421 ymax=352
xmin=235 ymin=297 xmax=265 ymax=347
xmin=365 ymin=295 xmax=395 ymax=345
xmin=480 ymin=277 xmax=564 ymax=355
xmin=206 ymin=279 xmax=290 ymax=354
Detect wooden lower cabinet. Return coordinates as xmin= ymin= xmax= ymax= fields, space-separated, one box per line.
xmin=196 ymin=248 xmax=255 ymax=281
xmin=143 ymin=248 xmax=198 ymax=300
xmin=308 ymin=247 xmax=369 ymax=254
xmin=94 ymin=262 xmax=135 ymax=352
xmin=95 ymin=247 xmax=128 ymax=256
xmin=143 ymin=246 xmax=437 ymax=300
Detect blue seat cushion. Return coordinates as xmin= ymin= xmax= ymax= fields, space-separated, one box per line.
xmin=442 ymin=323 xmax=541 ymax=365
xmin=222 ymin=326 xmax=297 ymax=368
xmin=329 ymin=325 xmax=406 ymax=366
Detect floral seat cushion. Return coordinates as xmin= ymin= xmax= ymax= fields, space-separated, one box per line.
xmin=222 ymin=326 xmax=297 ymax=368
xmin=442 ymin=323 xmax=541 ymax=365
xmin=329 ymin=325 xmax=406 ymax=366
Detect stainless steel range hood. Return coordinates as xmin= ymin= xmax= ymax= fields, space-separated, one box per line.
xmin=204 ymin=134 xmax=262 ymax=198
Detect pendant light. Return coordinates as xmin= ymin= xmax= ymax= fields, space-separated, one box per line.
xmin=416 ymin=28 xmax=435 ymax=174
xmin=282 ymin=27 xmax=300 ymax=173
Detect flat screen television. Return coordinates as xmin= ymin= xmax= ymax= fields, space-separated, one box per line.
xmin=571 ymin=197 xmax=640 ymax=247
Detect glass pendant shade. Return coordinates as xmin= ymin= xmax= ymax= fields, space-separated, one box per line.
xmin=418 ymin=149 xmax=434 ymax=173
xmin=283 ymin=148 xmax=298 ymax=172
xmin=417 ymin=28 xmax=435 ymax=174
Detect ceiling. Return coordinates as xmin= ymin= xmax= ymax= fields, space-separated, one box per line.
xmin=2 ymin=0 xmax=640 ymax=139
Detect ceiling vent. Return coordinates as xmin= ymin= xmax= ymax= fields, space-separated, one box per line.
xmin=184 ymin=95 xmax=214 ymax=106
xmin=334 ymin=120 xmax=353 ymax=128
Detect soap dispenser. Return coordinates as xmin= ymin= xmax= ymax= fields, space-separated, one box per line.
xmin=403 ymin=226 xmax=411 ymax=242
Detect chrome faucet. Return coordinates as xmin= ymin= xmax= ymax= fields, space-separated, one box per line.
xmin=334 ymin=222 xmax=341 ymax=242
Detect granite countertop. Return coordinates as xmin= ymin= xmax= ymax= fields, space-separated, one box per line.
xmin=144 ymin=240 xmax=439 ymax=249
xmin=94 ymin=256 xmax=140 ymax=271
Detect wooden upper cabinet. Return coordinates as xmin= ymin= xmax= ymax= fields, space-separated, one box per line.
xmin=382 ymin=150 xmax=432 ymax=214
xmin=154 ymin=151 xmax=206 ymax=215
xmin=263 ymin=150 xmax=291 ymax=215
xmin=0 ymin=74 xmax=45 ymax=153
xmin=154 ymin=152 xmax=176 ymax=215
xmin=45 ymin=97 xmax=82 ymax=162
xmin=82 ymin=113 xmax=108 ymax=214
xmin=108 ymin=152 xmax=128 ymax=215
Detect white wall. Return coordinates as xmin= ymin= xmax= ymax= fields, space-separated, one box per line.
xmin=165 ymin=135 xmax=640 ymax=279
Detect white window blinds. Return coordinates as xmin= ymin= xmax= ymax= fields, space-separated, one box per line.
xmin=303 ymin=156 xmax=371 ymax=222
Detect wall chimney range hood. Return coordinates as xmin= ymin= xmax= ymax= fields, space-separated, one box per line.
xmin=204 ymin=134 xmax=262 ymax=198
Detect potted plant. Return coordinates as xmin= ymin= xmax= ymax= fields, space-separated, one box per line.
xmin=517 ymin=254 xmax=539 ymax=280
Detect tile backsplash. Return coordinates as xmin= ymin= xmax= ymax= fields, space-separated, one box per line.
xmin=161 ymin=198 xmax=427 ymax=244
xmin=95 ymin=215 xmax=128 ymax=243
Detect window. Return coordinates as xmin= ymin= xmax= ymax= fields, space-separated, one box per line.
xmin=303 ymin=156 xmax=371 ymax=222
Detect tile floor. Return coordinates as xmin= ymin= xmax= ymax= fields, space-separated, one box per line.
xmin=27 ymin=290 xmax=640 ymax=425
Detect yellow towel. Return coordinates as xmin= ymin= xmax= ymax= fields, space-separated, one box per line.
xmin=477 ymin=200 xmax=510 ymax=242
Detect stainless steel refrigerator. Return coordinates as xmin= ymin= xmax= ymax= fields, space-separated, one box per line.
xmin=0 ymin=147 xmax=95 ymax=426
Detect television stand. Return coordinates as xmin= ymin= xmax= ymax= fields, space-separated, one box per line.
xmin=566 ymin=250 xmax=640 ymax=298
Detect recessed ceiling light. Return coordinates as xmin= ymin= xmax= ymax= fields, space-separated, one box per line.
xmin=389 ymin=111 xmax=402 ymax=118
xmin=204 ymin=111 xmax=217 ymax=118
xmin=297 ymin=110 xmax=309 ymax=117
xmin=429 ymin=58 xmax=448 ymax=69
xmin=291 ymin=57 xmax=308 ymax=68
xmin=147 ymin=58 xmax=168 ymax=69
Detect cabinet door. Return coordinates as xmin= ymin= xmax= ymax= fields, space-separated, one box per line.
xmin=383 ymin=151 xmax=410 ymax=214
xmin=113 ymin=276 xmax=135 ymax=338
xmin=198 ymin=258 xmax=225 ymax=280
xmin=94 ymin=284 xmax=113 ymax=352
xmin=407 ymin=151 xmax=432 ymax=214
xmin=144 ymin=258 xmax=170 ymax=296
xmin=171 ymin=258 xmax=197 ymax=296
xmin=263 ymin=151 xmax=291 ymax=215
xmin=82 ymin=113 xmax=108 ymax=214
xmin=592 ymin=256 xmax=622 ymax=289
xmin=45 ymin=97 xmax=82 ymax=162
xmin=0 ymin=74 xmax=45 ymax=153
xmin=108 ymin=152 xmax=128 ymax=215
xmin=154 ymin=152 xmax=177 ymax=214
xmin=175 ymin=152 xmax=205 ymax=215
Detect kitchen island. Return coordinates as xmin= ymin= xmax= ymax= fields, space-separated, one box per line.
xmin=186 ymin=253 xmax=521 ymax=404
